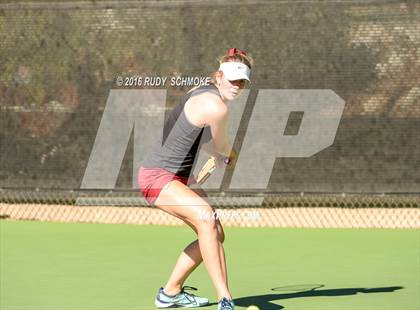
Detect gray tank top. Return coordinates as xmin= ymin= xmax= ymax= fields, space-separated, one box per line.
xmin=141 ymin=84 xmax=220 ymax=177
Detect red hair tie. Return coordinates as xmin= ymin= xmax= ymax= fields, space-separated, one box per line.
xmin=227 ymin=47 xmax=247 ymax=57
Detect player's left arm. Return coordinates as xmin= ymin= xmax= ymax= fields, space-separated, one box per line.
xmin=201 ymin=141 xmax=218 ymax=156
xmin=201 ymin=140 xmax=236 ymax=168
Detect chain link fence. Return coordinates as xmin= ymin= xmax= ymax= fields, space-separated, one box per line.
xmin=1 ymin=190 xmax=419 ymax=228
xmin=1 ymin=1 xmax=419 ymax=229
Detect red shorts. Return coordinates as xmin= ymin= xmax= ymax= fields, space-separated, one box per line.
xmin=138 ymin=167 xmax=196 ymax=205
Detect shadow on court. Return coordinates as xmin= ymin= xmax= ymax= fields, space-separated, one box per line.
xmin=231 ymin=286 xmax=403 ymax=309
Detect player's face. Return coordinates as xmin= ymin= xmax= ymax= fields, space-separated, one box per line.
xmin=218 ymin=73 xmax=248 ymax=101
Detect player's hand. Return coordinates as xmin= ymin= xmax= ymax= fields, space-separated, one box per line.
xmin=216 ymin=149 xmax=237 ymax=169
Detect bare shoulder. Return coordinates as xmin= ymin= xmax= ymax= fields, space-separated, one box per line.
xmin=190 ymin=91 xmax=228 ymax=117
xmin=184 ymin=89 xmax=228 ymax=127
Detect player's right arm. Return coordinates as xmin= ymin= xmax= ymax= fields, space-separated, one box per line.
xmin=185 ymin=92 xmax=236 ymax=165
xmin=203 ymin=97 xmax=231 ymax=158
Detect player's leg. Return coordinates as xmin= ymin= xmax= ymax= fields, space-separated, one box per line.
xmin=154 ymin=180 xmax=231 ymax=300
xmin=163 ymin=189 xmax=226 ymax=295
xmin=191 ymin=187 xmax=228 ymax=288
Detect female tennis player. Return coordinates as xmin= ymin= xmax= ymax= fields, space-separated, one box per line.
xmin=138 ymin=48 xmax=252 ymax=310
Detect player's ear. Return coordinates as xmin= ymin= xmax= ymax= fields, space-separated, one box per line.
xmin=215 ymin=71 xmax=223 ymax=86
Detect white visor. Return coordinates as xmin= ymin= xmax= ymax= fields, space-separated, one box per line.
xmin=218 ymin=62 xmax=251 ymax=81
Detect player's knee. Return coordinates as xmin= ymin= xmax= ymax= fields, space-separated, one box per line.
xmin=195 ymin=208 xmax=218 ymax=235
xmin=199 ymin=218 xmax=218 ymax=234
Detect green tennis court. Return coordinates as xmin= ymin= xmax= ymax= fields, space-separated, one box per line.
xmin=1 ymin=220 xmax=418 ymax=310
